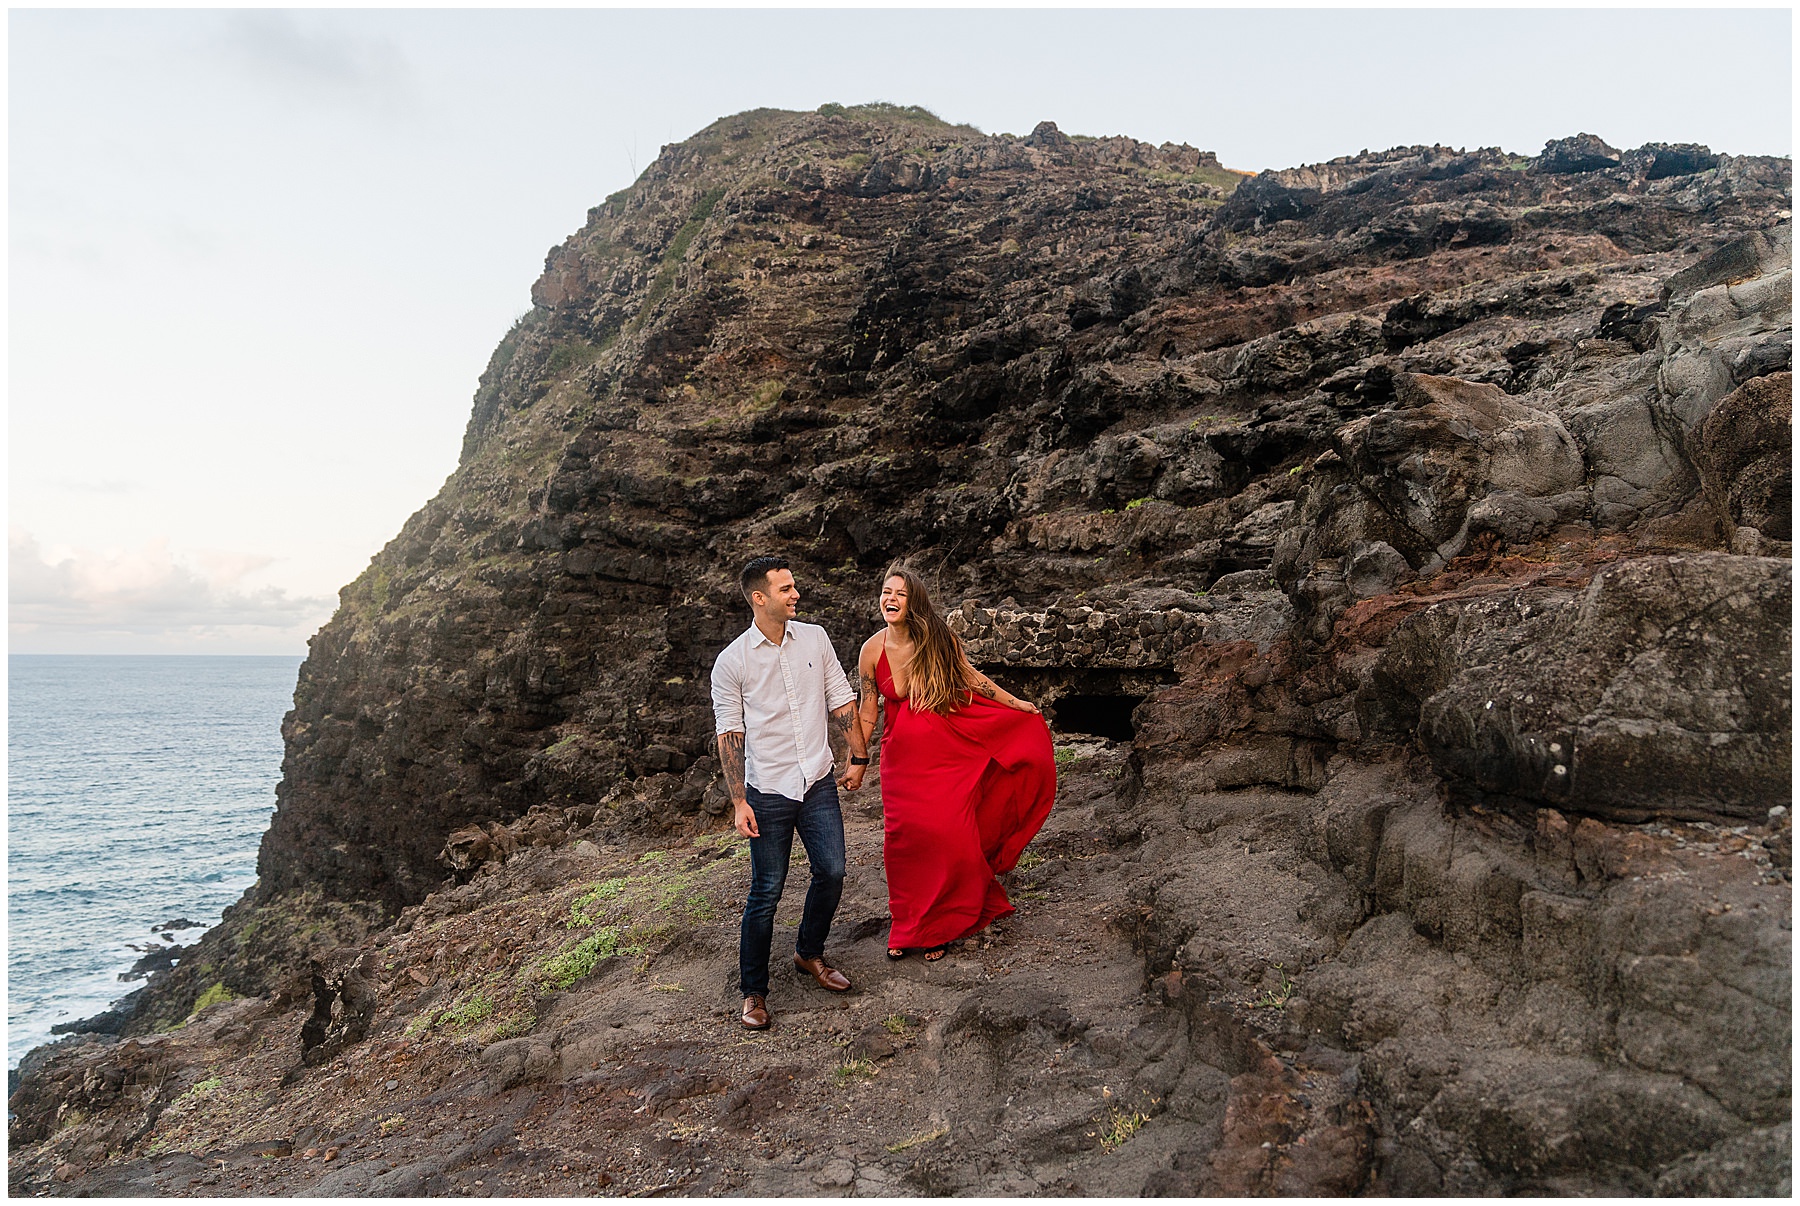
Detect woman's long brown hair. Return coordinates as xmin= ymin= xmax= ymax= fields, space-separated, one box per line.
xmin=884 ymin=566 xmax=977 ymax=716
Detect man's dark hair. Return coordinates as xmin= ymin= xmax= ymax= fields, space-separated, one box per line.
xmin=740 ymin=555 xmax=791 ymax=601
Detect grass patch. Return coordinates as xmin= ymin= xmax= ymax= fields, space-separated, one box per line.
xmin=1054 ymin=747 xmax=1091 ymax=768
xmin=835 ymin=1057 xmax=879 ymax=1081
xmin=439 ymin=991 xmax=496 ymax=1030
xmin=691 ymin=185 xmax=727 ymax=222
xmin=1125 ymin=497 xmax=1151 ymax=510
xmin=638 ymin=271 xmax=674 ymax=319
xmin=1141 ymin=161 xmax=1252 ymax=192
xmin=653 ymin=877 xmax=718 ymax=922
xmin=694 ymin=830 xmax=743 ymax=851
xmin=187 ymin=1076 xmax=224 ymax=1097
xmin=664 ymin=220 xmax=703 ymax=266
xmin=838 ymin=101 xmax=960 ymax=129
xmin=368 ymin=564 xmax=392 ymax=612
xmin=1253 ymin=965 xmax=1296 ymax=1010
xmin=1097 ymin=1104 xmax=1151 ymax=1151
xmin=569 ymin=879 xmax=630 ymax=926
xmin=488 ymin=1012 xmax=536 ymax=1040
xmin=536 ymin=927 xmax=645 ymax=989
xmin=191 ymin=982 xmax=236 ymax=1013
xmin=378 ymin=1114 xmax=406 ymax=1137
xmin=544 ymin=338 xmax=609 ymax=377
xmin=556 ymin=853 xmax=725 ymax=969
xmin=882 ymin=1013 xmax=909 ymax=1036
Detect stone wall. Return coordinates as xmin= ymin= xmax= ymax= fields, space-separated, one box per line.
xmin=949 ymin=576 xmax=1296 ymax=671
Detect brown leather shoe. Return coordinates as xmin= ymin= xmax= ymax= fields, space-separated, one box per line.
xmin=793 ymin=954 xmax=851 ymax=992
xmin=741 ymin=995 xmax=770 ymax=1029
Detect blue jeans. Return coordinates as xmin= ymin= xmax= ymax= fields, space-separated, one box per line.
xmin=739 ymin=776 xmax=847 ymax=997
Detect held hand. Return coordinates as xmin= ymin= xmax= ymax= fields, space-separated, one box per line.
xmin=733 ymin=798 xmax=759 ymax=838
xmin=841 ymin=765 xmax=867 ymax=792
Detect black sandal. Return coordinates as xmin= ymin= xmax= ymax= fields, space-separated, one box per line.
xmin=921 ymin=944 xmax=949 ymax=962
xmin=887 ymin=947 xmax=908 ymax=960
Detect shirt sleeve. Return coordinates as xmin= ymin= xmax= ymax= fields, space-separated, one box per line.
xmin=711 ymin=644 xmax=745 ymax=735
xmin=820 ymin=631 xmax=856 ymax=712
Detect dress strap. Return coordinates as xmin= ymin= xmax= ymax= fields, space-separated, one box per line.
xmin=876 ymin=647 xmax=901 ymax=704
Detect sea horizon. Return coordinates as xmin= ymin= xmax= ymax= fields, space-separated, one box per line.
xmin=9 ymin=651 xmax=311 ymax=658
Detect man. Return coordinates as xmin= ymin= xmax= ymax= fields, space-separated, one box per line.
xmin=712 ymin=555 xmax=870 ymax=1030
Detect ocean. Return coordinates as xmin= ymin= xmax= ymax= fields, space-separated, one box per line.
xmin=7 ymin=655 xmax=301 ymax=1068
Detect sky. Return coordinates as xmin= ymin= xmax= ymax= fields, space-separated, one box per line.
xmin=9 ymin=5 xmax=1793 ymax=654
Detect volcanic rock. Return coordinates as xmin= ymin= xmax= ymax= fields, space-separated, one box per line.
xmin=1532 ymin=132 xmax=1622 ymax=175
xmin=11 ymin=104 xmax=1790 ymax=1197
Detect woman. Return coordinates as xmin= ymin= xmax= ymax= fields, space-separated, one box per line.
xmin=844 ymin=568 xmax=1055 ymax=961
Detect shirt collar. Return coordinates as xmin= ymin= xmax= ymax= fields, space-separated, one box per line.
xmin=746 ymin=622 xmax=793 ymax=648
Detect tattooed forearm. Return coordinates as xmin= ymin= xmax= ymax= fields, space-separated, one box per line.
xmin=718 ymin=731 xmax=747 ymax=802
xmin=827 ymin=707 xmax=851 ymax=767
xmin=858 ymin=673 xmax=881 ymax=744
xmin=828 ymin=703 xmax=863 ymax=766
xmin=969 ymin=669 xmax=1011 ymax=703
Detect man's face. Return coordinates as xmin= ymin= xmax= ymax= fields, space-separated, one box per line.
xmin=754 ymin=569 xmax=800 ymax=620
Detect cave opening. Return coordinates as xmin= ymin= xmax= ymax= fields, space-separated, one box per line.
xmin=1051 ymin=693 xmax=1143 ymax=743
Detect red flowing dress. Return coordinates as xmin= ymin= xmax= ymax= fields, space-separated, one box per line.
xmin=877 ymin=649 xmax=1057 ymax=949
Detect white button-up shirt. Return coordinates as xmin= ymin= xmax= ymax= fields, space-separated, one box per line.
xmin=711 ymin=620 xmax=856 ymax=800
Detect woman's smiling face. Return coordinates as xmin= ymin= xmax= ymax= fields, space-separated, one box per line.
xmin=880 ymin=576 xmax=909 ymax=625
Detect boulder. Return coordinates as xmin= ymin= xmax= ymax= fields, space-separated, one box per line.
xmin=477 ymin=1038 xmax=556 ymax=1092
xmin=1531 ymin=133 xmax=1621 ymax=175
xmin=1343 ymin=373 xmax=1583 ymax=562
xmin=1407 ymin=554 xmax=1791 ymax=822
xmin=1664 ymin=224 xmax=1792 ymax=303
xmin=1695 ymin=371 xmax=1791 ymax=541
xmin=1274 ymin=373 xmax=1585 ymax=635
xmin=1626 ymin=141 xmax=1720 ymax=181
xmin=299 ymin=948 xmax=378 ymax=1066
xmin=1215 ymin=171 xmax=1320 ymax=231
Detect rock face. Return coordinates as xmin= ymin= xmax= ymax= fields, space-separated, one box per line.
xmin=12 ymin=107 xmax=1789 ymax=1195
xmin=1411 ymin=553 xmax=1790 ymax=821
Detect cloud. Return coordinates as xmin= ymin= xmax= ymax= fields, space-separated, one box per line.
xmin=219 ymin=10 xmax=413 ymax=106
xmin=9 ymin=529 xmax=333 ymax=640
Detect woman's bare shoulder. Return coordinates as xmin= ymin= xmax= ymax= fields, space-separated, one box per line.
xmin=858 ymin=631 xmax=886 ymax=665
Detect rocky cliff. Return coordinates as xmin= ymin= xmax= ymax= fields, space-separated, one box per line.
xmin=10 ymin=108 xmax=1790 ymax=1196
